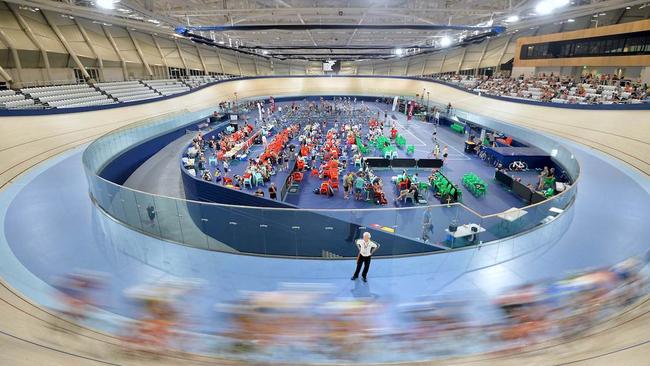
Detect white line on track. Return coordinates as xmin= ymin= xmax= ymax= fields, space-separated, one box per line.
xmin=409 ymin=118 xmax=467 ymax=157
xmin=367 ymin=103 xmax=469 ymax=159
xmin=394 ymin=119 xmax=428 ymax=147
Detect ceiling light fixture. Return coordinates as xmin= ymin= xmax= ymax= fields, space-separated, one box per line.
xmin=440 ymin=36 xmax=452 ymax=48
xmin=395 ymin=48 xmax=404 ymax=56
xmin=96 ymin=0 xmax=119 ymax=10
xmin=535 ymin=0 xmax=570 ymax=16
xmin=505 ymin=15 xmax=520 ymax=23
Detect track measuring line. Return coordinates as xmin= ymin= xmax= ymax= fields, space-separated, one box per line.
xmin=411 ymin=118 xmax=468 ymax=157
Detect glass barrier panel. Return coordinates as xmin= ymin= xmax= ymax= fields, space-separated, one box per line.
xmin=256 ymin=208 xmax=299 ymax=256
xmin=179 ymin=198 xmax=210 ymax=249
xmin=133 ymin=190 xmax=162 ymax=238
xmin=153 ymin=195 xmax=184 ymax=244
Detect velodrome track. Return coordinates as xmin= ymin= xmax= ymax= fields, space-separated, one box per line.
xmin=1 ymin=76 xmax=650 ymax=365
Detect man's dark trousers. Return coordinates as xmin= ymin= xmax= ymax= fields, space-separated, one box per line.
xmin=353 ymin=255 xmax=371 ymax=278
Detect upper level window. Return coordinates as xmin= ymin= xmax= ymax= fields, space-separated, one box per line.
xmin=520 ymin=30 xmax=650 ymax=59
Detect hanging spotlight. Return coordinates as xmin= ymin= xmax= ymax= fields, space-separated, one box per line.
xmin=440 ymin=36 xmax=452 ymax=48
xmin=535 ymin=0 xmax=570 ymax=16
xmin=96 ymin=0 xmax=119 ymax=10
xmin=394 ymin=48 xmax=404 ymax=56
xmin=535 ymin=1 xmax=554 ymax=15
xmin=505 ymin=15 xmax=520 ymax=23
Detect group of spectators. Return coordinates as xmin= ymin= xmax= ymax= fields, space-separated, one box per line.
xmin=428 ymin=72 xmax=650 ymax=105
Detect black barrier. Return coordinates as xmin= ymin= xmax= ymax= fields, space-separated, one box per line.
xmin=512 ymin=180 xmax=533 ymax=203
xmin=391 ymin=158 xmax=417 ymax=168
xmin=494 ymin=170 xmax=514 ymax=189
xmin=364 ymin=157 xmax=390 ymax=168
xmin=416 ymin=159 xmax=444 ymax=168
xmin=531 ymin=192 xmax=547 ymax=204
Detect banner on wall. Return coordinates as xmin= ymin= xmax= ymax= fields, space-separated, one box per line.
xmin=392 ymin=96 xmax=398 ymax=111
xmin=257 ymin=102 xmax=262 ymax=120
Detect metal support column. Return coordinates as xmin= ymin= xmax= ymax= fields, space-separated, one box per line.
xmin=126 ymin=29 xmax=153 ymax=77
xmin=196 ymin=45 xmax=208 ymax=75
xmin=0 ymin=28 xmax=23 ymax=83
xmin=75 ymin=19 xmax=103 ymax=79
xmin=175 ymin=40 xmax=189 ymax=76
xmin=42 ymin=11 xmax=90 ymax=80
xmin=8 ymin=4 xmax=52 ymax=81
xmin=103 ymin=25 xmax=128 ymax=80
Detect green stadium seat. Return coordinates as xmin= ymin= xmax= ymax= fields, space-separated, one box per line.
xmin=406 ymin=145 xmax=415 ymax=155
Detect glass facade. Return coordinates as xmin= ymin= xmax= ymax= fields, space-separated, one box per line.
xmin=520 ymin=30 xmax=650 ymax=59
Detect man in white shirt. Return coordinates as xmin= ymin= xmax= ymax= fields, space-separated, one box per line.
xmin=351 ymin=232 xmax=379 ymax=282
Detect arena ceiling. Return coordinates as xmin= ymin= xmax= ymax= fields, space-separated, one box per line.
xmin=9 ymin=0 xmax=649 ymax=60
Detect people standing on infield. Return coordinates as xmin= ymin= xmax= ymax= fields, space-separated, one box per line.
xmin=351 ymin=232 xmax=380 ymax=282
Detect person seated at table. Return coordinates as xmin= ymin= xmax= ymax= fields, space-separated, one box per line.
xmin=213 ymin=167 xmax=222 ymax=182
xmin=411 ymin=173 xmax=420 ymax=184
xmin=196 ymin=156 xmax=206 ymax=172
xmin=428 ymin=168 xmax=439 ymax=182
xmin=410 ymin=184 xmax=420 ymax=202
xmin=261 ymin=167 xmax=272 ymax=182
xmin=398 ymin=171 xmax=411 ymax=189
xmin=296 ymin=157 xmax=306 ymax=171
xmin=233 ymin=175 xmax=243 ymax=188
xmin=255 ymin=188 xmax=265 ymax=197
xmin=372 ymin=181 xmax=388 ymax=205
xmin=395 ymin=184 xmax=419 ymax=203
xmin=395 ymin=188 xmax=409 ymax=202
xmin=372 ymin=174 xmax=383 ymax=186
xmin=202 ymin=170 xmax=212 ymax=181
xmin=268 ymin=152 xmax=278 ymax=165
